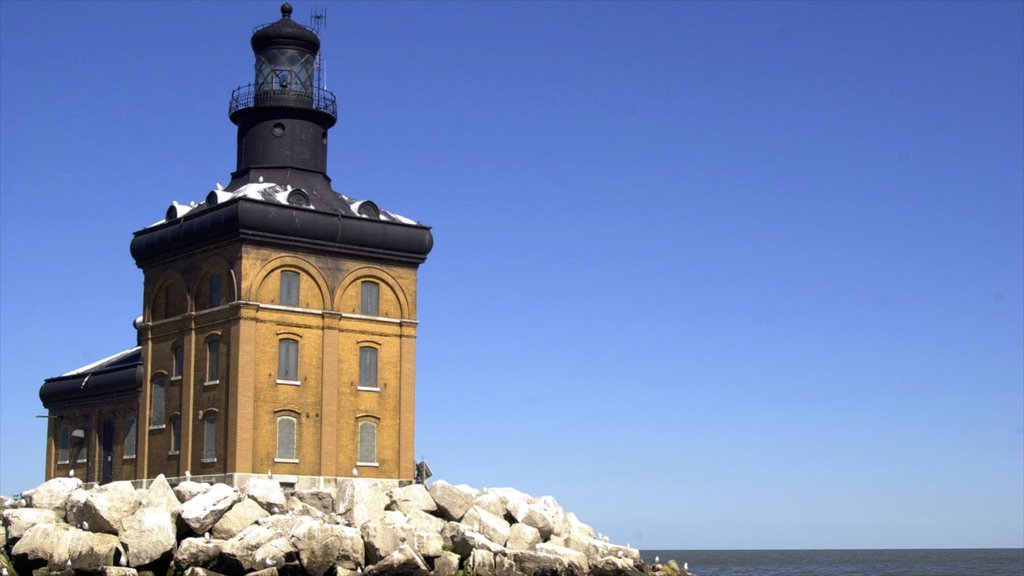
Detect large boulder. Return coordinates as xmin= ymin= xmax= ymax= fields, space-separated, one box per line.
xmin=387 ymin=484 xmax=437 ymax=515
xmin=590 ymin=555 xmax=643 ymax=576
xmin=536 ymin=495 xmax=569 ymax=537
xmin=510 ymin=549 xmax=571 ymax=576
xmin=469 ymin=549 xmax=496 ymax=576
xmin=211 ymin=498 xmax=269 ymax=540
xmin=252 ymin=535 xmax=295 ymax=571
xmin=119 ymin=506 xmax=176 ymax=567
xmin=336 ymin=479 xmax=391 ymax=527
xmin=450 ymin=526 xmax=507 ymax=560
xmin=360 ymin=512 xmax=405 ymax=565
xmin=174 ymin=481 xmax=212 ymax=503
xmin=22 ymin=477 xmax=82 ymax=518
xmin=506 ymin=500 xmax=554 ymax=540
xmin=364 ymin=544 xmax=429 ymax=576
xmin=462 ymin=506 xmax=511 ymax=547
xmin=291 ymin=520 xmax=364 ymax=576
xmin=175 ymin=536 xmax=225 ymax=570
xmin=66 ymin=481 xmax=140 ymax=534
xmin=142 ymin=474 xmax=182 ymax=519
xmin=243 ymin=477 xmax=287 ymax=514
xmin=12 ymin=522 xmax=123 ymax=570
xmin=427 ymin=481 xmax=478 ymax=521
xmin=181 ymin=483 xmax=240 ymax=535
xmin=292 ymin=489 xmax=335 ymax=516
xmin=2 ymin=508 xmax=58 ymax=540
xmin=432 ymin=550 xmax=460 ymax=576
xmin=223 ymin=524 xmax=278 ymax=571
xmin=536 ymin=542 xmax=589 ymax=574
xmin=506 ymin=522 xmax=541 ymax=551
xmin=471 ymin=492 xmax=507 ymax=519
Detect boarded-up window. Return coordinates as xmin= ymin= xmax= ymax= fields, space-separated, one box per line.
xmin=58 ymin=426 xmax=70 ymax=463
xmin=210 ymin=273 xmax=222 ymax=308
xmin=124 ymin=418 xmax=137 ymax=458
xmin=278 ymin=339 xmax=298 ymax=382
xmin=360 ymin=281 xmax=379 ymax=316
xmin=358 ymin=421 xmax=377 ymax=464
xmin=150 ymin=378 xmax=166 ymax=428
xmin=359 ymin=347 xmax=378 ymax=388
xmin=170 ymin=416 xmax=181 ymax=453
xmin=280 ymin=271 xmax=299 ymax=307
xmin=276 ymin=416 xmax=297 ymax=461
xmin=207 ymin=341 xmax=220 ymax=383
xmin=203 ymin=412 xmax=217 ymax=461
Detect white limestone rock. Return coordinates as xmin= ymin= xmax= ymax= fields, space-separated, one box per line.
xmin=469 ymin=549 xmax=496 ymax=576
xmin=252 ymin=535 xmax=294 ymax=571
xmin=470 ymin=492 xmax=508 ymax=519
xmin=183 ymin=568 xmax=229 ymax=576
xmin=66 ymin=481 xmax=140 ymax=534
xmin=174 ymin=480 xmax=212 ymax=503
xmin=23 ymin=477 xmax=82 ymax=519
xmin=336 ymin=478 xmax=393 ymax=528
xmin=388 ymin=483 xmax=438 ymax=515
xmin=536 ymin=542 xmax=589 ymax=573
xmin=505 ymin=499 xmax=554 ymax=541
xmin=243 ymin=477 xmax=287 ymax=514
xmin=2 ymin=508 xmax=58 ymax=540
xmin=174 ymin=537 xmax=225 ymax=570
xmin=510 ymin=549 xmax=571 ymax=576
xmin=450 ymin=525 xmax=507 ymax=560
xmin=506 ymin=522 xmax=541 ymax=551
xmin=462 ymin=505 xmax=511 ymax=547
xmin=286 ymin=495 xmax=322 ymax=517
xmin=431 ymin=550 xmax=461 ymax=576
xmin=360 ymin=511 xmax=406 ymax=564
xmin=119 ymin=506 xmax=176 ymax=566
xmin=223 ymin=524 xmax=278 ymax=571
xmin=12 ymin=522 xmax=123 ymax=571
xmin=427 ymin=481 xmax=478 ymax=521
xmin=211 ymin=498 xmax=269 ymax=540
xmin=536 ymin=495 xmax=568 ymax=537
xmin=292 ymin=489 xmax=336 ymax=515
xmin=364 ymin=544 xmax=429 ymax=576
xmin=181 ymin=483 xmax=240 ymax=535
xmin=590 ymin=555 xmax=641 ymax=576
xmin=143 ymin=474 xmax=182 ymax=519
xmin=99 ymin=567 xmax=139 ymax=576
xmin=291 ymin=520 xmax=365 ymax=575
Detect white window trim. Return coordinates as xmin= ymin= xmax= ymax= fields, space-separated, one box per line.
xmin=274 ymin=457 xmax=299 ymax=464
xmin=356 ymin=461 xmax=379 ymax=467
xmin=76 ymin=455 xmax=87 ymax=463
xmin=204 ymin=379 xmax=220 ymax=386
xmin=149 ymin=424 xmax=166 ymax=430
xmin=170 ymin=375 xmax=182 ymax=381
xmin=357 ymin=386 xmax=381 ymax=392
xmin=57 ymin=459 xmax=70 ymax=465
xmin=123 ymin=454 xmax=137 ymax=460
xmin=201 ymin=457 xmax=217 ymax=463
xmin=168 ymin=450 xmax=180 ymax=456
xmin=276 ymin=379 xmax=301 ymax=386
xmin=344 ymin=312 xmax=402 ymax=324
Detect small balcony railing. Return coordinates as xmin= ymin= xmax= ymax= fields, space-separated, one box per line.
xmin=229 ymin=84 xmax=337 ymax=119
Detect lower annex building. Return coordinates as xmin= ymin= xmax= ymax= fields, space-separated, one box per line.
xmin=38 ymin=3 xmax=433 ymax=489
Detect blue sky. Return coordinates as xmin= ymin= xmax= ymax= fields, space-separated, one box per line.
xmin=1 ymin=0 xmax=1021 ymax=550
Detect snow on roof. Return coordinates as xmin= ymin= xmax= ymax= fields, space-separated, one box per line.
xmin=61 ymin=346 xmax=142 ymax=377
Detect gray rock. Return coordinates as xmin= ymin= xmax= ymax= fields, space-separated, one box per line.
xmin=143 ymin=474 xmax=182 ymax=519
xmin=223 ymin=524 xmax=278 ymax=571
xmin=431 ymin=550 xmax=460 ymax=576
xmin=428 ymin=481 xmax=478 ymax=521
xmin=506 ymin=523 xmax=541 ymax=551
xmin=590 ymin=555 xmax=643 ymax=576
xmin=181 ymin=483 xmax=240 ymax=535
xmin=13 ymin=522 xmax=123 ymax=571
xmin=336 ymin=479 xmax=391 ymax=528
xmin=174 ymin=480 xmax=212 ymax=503
xmin=451 ymin=526 xmax=507 ymax=560
xmin=293 ymin=489 xmax=336 ymax=515
xmin=252 ymin=536 xmax=294 ymax=571
xmin=99 ymin=567 xmax=139 ymax=576
xmin=291 ymin=520 xmax=364 ymax=575
xmin=258 ymin=509 xmax=310 ymax=536
xmin=119 ymin=506 xmax=176 ymax=566
xmin=66 ymin=481 xmax=140 ymax=534
xmin=510 ymin=549 xmax=570 ymax=576
xmin=360 ymin=512 xmax=405 ymax=565
xmin=469 ymin=549 xmax=496 ymax=576
xmin=175 ymin=536 xmax=225 ymax=570
xmin=463 ymin=506 xmax=511 ymax=547
xmin=365 ymin=544 xmax=429 ymax=576
xmin=388 ymin=484 xmax=437 ymax=515
xmin=211 ymin=498 xmax=269 ymax=540
xmin=536 ymin=542 xmax=589 ymax=573
xmin=22 ymin=477 xmax=82 ymax=518
xmin=2 ymin=508 xmax=58 ymax=540
xmin=286 ymin=495 xmax=323 ymax=517
xmin=243 ymin=477 xmax=287 ymax=514
xmin=183 ymin=568 xmax=229 ymax=576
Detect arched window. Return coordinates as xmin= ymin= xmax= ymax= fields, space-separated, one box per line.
xmin=276 ymin=415 xmax=298 ymax=462
xmin=202 ymin=411 xmax=217 ymax=462
xmin=124 ymin=417 xmax=137 ymax=459
xmin=280 ymin=270 xmax=299 ymax=307
xmin=360 ymin=281 xmax=379 ymax=316
xmin=209 ymin=273 xmax=222 ymax=308
xmin=359 ymin=347 xmax=378 ymax=389
xmin=172 ymin=345 xmax=184 ymax=379
xmin=206 ymin=340 xmax=220 ymax=384
xmin=150 ymin=378 xmax=166 ymax=428
xmin=57 ymin=426 xmax=70 ymax=464
xmin=278 ymin=339 xmax=299 ymax=383
xmin=169 ymin=415 xmax=181 ymax=454
xmin=358 ymin=421 xmax=377 ymax=465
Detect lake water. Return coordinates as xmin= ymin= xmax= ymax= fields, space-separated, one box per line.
xmin=641 ymin=548 xmax=1024 ymax=576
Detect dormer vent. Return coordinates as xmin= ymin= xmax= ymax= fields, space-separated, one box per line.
xmin=165 ymin=202 xmax=193 ymax=221
xmin=355 ymin=200 xmax=380 ymax=218
xmin=287 ymin=189 xmax=310 ymax=206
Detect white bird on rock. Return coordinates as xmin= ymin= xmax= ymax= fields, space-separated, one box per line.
xmin=81 ymin=521 xmax=89 ymax=531
xmin=267 ymin=469 xmax=273 ymax=479
xmin=66 ymin=559 xmax=72 ymax=569
xmin=655 ymin=556 xmax=660 ymax=564
xmin=120 ymin=555 xmax=128 ymax=567
xmin=684 ymin=562 xmax=689 ymax=571
xmin=352 ymin=467 xmax=360 ymax=477
xmin=204 ymin=532 xmax=211 ymax=541
xmin=265 ymin=558 xmax=276 ymax=567
xmin=69 ymin=469 xmax=75 ymax=478
xmin=185 ymin=470 xmax=191 ymax=480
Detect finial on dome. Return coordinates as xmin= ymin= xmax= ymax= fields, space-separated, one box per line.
xmin=281 ymin=2 xmax=293 ymax=19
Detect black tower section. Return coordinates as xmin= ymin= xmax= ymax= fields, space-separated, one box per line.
xmin=228 ymin=2 xmax=337 ymax=200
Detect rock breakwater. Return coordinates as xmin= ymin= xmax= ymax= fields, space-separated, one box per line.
xmin=1 ymin=475 xmax=693 ymax=576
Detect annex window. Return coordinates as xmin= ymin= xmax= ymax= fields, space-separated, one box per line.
xmin=169 ymin=415 xmax=181 ymax=455
xmin=359 ymin=347 xmax=378 ymax=389
xmin=358 ymin=421 xmax=377 ymax=465
xmin=172 ymin=345 xmax=184 ymax=379
xmin=280 ymin=270 xmax=299 ymax=307
xmin=209 ymin=273 xmax=222 ymax=308
xmin=202 ymin=411 xmax=217 ymax=462
xmin=276 ymin=415 xmax=298 ymax=462
xmin=206 ymin=340 xmax=220 ymax=384
xmin=124 ymin=417 xmax=137 ymax=459
xmin=58 ymin=425 xmax=70 ymax=464
xmin=278 ymin=339 xmax=299 ymax=383
xmin=76 ymin=427 xmax=88 ymax=463
xmin=150 ymin=378 xmax=166 ymax=429
xmin=360 ymin=281 xmax=380 ymax=316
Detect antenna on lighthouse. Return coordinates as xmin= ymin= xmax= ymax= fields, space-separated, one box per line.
xmin=310 ymin=6 xmax=328 ymax=90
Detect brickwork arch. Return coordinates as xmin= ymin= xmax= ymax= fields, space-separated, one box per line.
xmin=146 ymin=270 xmax=190 ymax=321
xmin=334 ymin=267 xmax=410 ymax=318
xmin=249 ymin=255 xmax=330 ymax=310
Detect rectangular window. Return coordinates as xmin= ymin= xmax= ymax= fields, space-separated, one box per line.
xmin=280 ymin=271 xmax=299 ymax=307
xmin=172 ymin=346 xmax=183 ymax=379
xmin=203 ymin=413 xmax=217 ymax=462
xmin=150 ymin=379 xmax=166 ymax=428
xmin=206 ymin=341 xmax=220 ymax=384
xmin=276 ymin=416 xmax=297 ymax=462
xmin=359 ymin=347 xmax=378 ymax=389
xmin=360 ymin=281 xmax=379 ymax=316
xmin=209 ymin=273 xmax=222 ymax=308
xmin=278 ymin=339 xmax=299 ymax=383
xmin=76 ymin=428 xmax=88 ymax=463
xmin=170 ymin=417 xmax=181 ymax=454
xmin=123 ymin=418 xmax=137 ymax=459
xmin=58 ymin=426 xmax=70 ymax=464
xmin=358 ymin=421 xmax=377 ymax=465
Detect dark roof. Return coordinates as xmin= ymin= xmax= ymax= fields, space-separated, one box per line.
xmin=40 ymin=347 xmax=142 ymax=407
xmin=251 ymin=3 xmax=320 ymax=54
